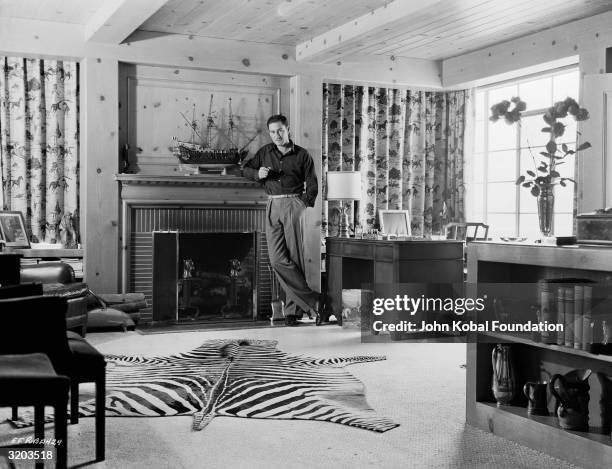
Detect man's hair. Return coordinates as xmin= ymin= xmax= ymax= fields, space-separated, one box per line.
xmin=267 ymin=114 xmax=288 ymax=128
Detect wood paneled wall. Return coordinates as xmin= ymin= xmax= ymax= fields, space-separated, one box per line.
xmin=80 ymin=57 xmax=119 ymax=293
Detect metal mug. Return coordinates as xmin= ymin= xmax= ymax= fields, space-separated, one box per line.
xmin=523 ymin=381 xmax=549 ymax=416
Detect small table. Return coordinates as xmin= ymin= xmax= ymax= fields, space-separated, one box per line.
xmin=325 ymin=237 xmax=464 ymax=318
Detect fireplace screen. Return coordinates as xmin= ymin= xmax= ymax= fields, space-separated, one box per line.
xmin=153 ymin=231 xmax=259 ymax=322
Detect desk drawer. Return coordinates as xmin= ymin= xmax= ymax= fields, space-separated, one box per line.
xmin=398 ymin=242 xmax=462 ymax=260
xmin=341 ymin=242 xmax=374 ymax=259
xmin=399 ymin=259 xmax=463 ymax=282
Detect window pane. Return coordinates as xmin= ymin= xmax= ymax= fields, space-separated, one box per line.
xmin=554 ymin=213 xmax=574 ymax=236
xmin=553 ymin=70 xmax=579 ymax=102
xmin=474 ymin=124 xmax=485 ymax=153
xmin=488 ymin=85 xmax=518 ymax=106
xmin=555 ymin=154 xmax=574 ymax=178
xmin=518 ymin=77 xmax=552 ymax=111
xmin=489 ymin=121 xmax=516 ymax=151
xmin=488 ymin=150 xmax=516 ymax=182
xmin=520 ymin=147 xmax=545 ymax=176
xmin=520 ymin=114 xmax=547 ymax=148
xmin=487 ymin=213 xmax=516 ymax=238
xmin=487 ymin=182 xmax=516 ymax=212
xmin=518 ymin=213 xmax=540 ymax=239
xmin=475 ymin=91 xmax=486 ymax=122
xmin=555 ymin=184 xmax=574 ymax=212
xmin=558 ymin=118 xmax=577 ymax=144
xmin=471 ymin=152 xmax=485 ymax=183
xmin=519 ymin=191 xmax=538 ymax=214
xmin=466 ymin=184 xmax=485 ymax=221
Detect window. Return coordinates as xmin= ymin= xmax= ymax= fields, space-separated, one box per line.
xmin=467 ymin=68 xmax=579 ymax=238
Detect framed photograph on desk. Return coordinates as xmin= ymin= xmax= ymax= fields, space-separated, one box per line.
xmin=379 ymin=210 xmax=411 ymax=237
xmin=0 ymin=211 xmax=30 ymax=248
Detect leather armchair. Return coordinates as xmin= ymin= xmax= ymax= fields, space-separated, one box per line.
xmin=21 ymin=262 xmax=89 ymax=336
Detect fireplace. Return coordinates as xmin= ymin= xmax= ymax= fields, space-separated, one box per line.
xmin=116 ymin=174 xmax=271 ymax=324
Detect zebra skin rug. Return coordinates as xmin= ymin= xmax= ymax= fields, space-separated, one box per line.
xmin=10 ymin=339 xmax=398 ymax=433
xmin=81 ymin=338 xmax=398 ymax=433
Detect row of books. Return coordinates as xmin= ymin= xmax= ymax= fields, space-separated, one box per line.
xmin=540 ymin=281 xmax=594 ymax=350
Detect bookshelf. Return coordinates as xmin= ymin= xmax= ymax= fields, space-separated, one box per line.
xmin=466 ymin=241 xmax=612 ymax=469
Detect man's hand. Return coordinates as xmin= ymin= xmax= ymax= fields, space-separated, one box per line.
xmin=258 ymin=167 xmax=270 ymax=180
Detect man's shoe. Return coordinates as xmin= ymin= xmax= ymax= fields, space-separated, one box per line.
xmin=285 ymin=315 xmax=298 ymax=326
xmin=313 ymin=293 xmax=326 ymax=326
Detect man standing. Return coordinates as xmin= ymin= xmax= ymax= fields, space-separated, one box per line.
xmin=243 ymin=114 xmax=320 ymax=325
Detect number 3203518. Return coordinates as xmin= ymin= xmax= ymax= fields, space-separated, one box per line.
xmin=8 ymin=450 xmax=53 ymax=460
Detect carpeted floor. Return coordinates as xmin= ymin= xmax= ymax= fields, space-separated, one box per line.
xmin=0 ymin=326 xmax=584 ymax=469
xmin=136 ymin=318 xmax=320 ymax=334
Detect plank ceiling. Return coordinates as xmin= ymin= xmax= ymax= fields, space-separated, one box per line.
xmin=1 ymin=0 xmax=612 ymax=61
xmin=0 ymin=0 xmax=101 ymax=25
xmin=139 ymin=0 xmax=390 ymax=45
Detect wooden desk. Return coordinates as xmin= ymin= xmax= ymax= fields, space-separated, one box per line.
xmin=325 ymin=237 xmax=464 ymax=316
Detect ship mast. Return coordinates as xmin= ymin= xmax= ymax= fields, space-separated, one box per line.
xmin=228 ymin=97 xmax=235 ymax=147
xmin=191 ymin=104 xmax=197 ymax=144
xmin=206 ymin=94 xmax=215 ymax=149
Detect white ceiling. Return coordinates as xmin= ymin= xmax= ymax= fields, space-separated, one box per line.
xmin=140 ymin=0 xmax=390 ymax=45
xmin=0 ymin=0 xmax=102 ymax=25
xmin=1 ymin=0 xmax=612 ymax=61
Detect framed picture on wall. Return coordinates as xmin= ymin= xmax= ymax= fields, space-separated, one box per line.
xmin=0 ymin=211 xmax=30 ymax=248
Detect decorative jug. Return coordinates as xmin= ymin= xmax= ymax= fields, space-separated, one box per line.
xmin=492 ymin=344 xmax=516 ymax=406
xmin=550 ymin=369 xmax=592 ymax=431
xmin=523 ymin=381 xmax=549 ymax=416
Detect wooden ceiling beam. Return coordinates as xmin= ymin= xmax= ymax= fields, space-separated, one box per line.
xmin=85 ymin=0 xmax=170 ymax=44
xmin=295 ymin=0 xmax=445 ymax=62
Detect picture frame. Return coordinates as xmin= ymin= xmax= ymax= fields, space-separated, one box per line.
xmin=379 ymin=210 xmax=411 ymax=237
xmin=0 ymin=211 xmax=30 ymax=248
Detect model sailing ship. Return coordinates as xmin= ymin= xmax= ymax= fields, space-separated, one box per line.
xmin=172 ymin=95 xmax=254 ymax=169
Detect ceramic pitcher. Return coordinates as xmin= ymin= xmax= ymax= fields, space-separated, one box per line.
xmin=523 ymin=381 xmax=549 ymax=416
xmin=492 ymin=344 xmax=516 ymax=406
xmin=550 ymin=369 xmax=592 ymax=431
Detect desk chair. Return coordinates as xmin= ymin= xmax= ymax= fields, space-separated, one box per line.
xmin=0 ymin=353 xmax=69 ymax=469
xmin=444 ymin=222 xmax=489 ymax=280
xmin=445 ymin=222 xmax=489 ymax=241
xmin=0 ymin=296 xmax=106 ymax=462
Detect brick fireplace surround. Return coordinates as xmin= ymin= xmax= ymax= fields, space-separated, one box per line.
xmin=116 ymin=174 xmax=272 ymax=323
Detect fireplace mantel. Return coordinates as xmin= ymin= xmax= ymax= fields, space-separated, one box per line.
xmin=116 ymin=173 xmax=267 ymax=204
xmin=115 ymin=173 xmax=262 ymax=188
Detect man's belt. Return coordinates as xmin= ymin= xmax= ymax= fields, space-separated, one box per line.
xmin=268 ymin=194 xmax=300 ymax=199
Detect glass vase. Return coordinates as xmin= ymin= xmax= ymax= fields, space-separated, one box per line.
xmin=537 ymin=184 xmax=555 ymax=237
xmin=492 ymin=344 xmax=516 ymax=406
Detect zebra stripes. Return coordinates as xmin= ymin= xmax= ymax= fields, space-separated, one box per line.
xmin=79 ymin=339 xmax=398 ymax=433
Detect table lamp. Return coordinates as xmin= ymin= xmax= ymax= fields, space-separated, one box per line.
xmin=326 ymin=171 xmax=361 ymax=237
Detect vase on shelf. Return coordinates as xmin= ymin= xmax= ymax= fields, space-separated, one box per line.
xmin=491 ymin=344 xmax=516 ymax=406
xmin=537 ymin=183 xmax=555 ymax=237
xmin=550 ymin=368 xmax=591 ymax=431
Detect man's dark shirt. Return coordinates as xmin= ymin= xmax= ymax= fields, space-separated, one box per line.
xmin=243 ymin=141 xmax=318 ymax=207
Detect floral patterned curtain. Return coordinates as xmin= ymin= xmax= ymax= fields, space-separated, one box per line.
xmin=0 ymin=57 xmax=79 ymax=244
xmin=322 ymin=84 xmax=467 ymax=240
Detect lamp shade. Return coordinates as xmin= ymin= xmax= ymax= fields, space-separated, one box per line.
xmin=326 ymin=171 xmax=361 ymax=200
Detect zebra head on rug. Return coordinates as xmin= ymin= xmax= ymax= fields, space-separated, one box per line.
xmin=14 ymin=339 xmax=398 ymax=434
